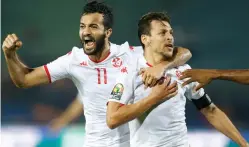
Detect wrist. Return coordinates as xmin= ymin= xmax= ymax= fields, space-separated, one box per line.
xmin=146 ymin=95 xmax=160 ymax=106
xmin=4 ymin=50 xmax=16 ymax=58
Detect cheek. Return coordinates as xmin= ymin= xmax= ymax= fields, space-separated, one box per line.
xmin=79 ymin=30 xmax=83 ymax=37
xmin=154 ymin=38 xmax=165 ymax=46
xmin=93 ymin=33 xmax=100 ymax=40
xmin=92 ymin=30 xmax=102 ymax=36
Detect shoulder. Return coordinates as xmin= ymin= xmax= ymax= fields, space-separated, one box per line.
xmin=165 ymin=64 xmax=192 ymax=80
xmin=113 ymin=41 xmax=143 ymax=57
xmin=49 ymin=46 xmax=88 ymax=67
xmin=176 ymin=64 xmax=192 ymax=72
xmin=67 ymin=46 xmax=89 ymax=62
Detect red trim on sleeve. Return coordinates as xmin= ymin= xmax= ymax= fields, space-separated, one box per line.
xmin=67 ymin=51 xmax=72 ymax=55
xmin=44 ymin=65 xmax=52 ymax=83
xmin=106 ymin=102 xmax=125 ymax=107
xmin=146 ymin=62 xmax=153 ymax=67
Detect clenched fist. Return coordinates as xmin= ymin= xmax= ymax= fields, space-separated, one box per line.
xmin=2 ymin=34 xmax=23 ymax=54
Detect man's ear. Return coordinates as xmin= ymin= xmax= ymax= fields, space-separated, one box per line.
xmin=106 ymin=28 xmax=112 ymax=38
xmin=141 ymin=34 xmax=150 ymax=47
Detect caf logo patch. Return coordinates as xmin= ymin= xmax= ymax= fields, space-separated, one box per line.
xmin=110 ymin=83 xmax=124 ymax=100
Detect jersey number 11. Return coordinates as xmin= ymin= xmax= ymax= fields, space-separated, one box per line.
xmin=96 ymin=68 xmax=107 ymax=84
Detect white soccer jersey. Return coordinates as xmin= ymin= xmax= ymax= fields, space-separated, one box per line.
xmin=44 ymin=42 xmax=143 ymax=147
xmin=108 ymin=55 xmax=206 ymax=147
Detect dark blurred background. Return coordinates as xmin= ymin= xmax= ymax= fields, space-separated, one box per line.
xmin=1 ymin=0 xmax=249 ymax=146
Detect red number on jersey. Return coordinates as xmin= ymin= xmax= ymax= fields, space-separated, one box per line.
xmin=96 ymin=68 xmax=107 ymax=84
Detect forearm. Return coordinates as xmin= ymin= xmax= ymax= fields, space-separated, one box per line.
xmin=215 ymin=70 xmax=249 ymax=84
xmin=203 ymin=107 xmax=247 ymax=146
xmin=107 ymin=96 xmax=157 ymax=129
xmin=4 ymin=51 xmax=33 ymax=87
xmin=163 ymin=47 xmax=192 ymax=69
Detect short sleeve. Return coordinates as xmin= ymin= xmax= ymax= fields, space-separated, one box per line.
xmin=185 ymin=82 xmax=205 ymax=101
xmin=44 ymin=51 xmax=72 ymax=83
xmin=119 ymin=42 xmax=143 ymax=57
xmin=75 ymin=93 xmax=83 ymax=104
xmin=108 ymin=71 xmax=135 ymax=105
xmin=181 ymin=65 xmax=205 ymax=100
xmin=129 ymin=46 xmax=144 ymax=56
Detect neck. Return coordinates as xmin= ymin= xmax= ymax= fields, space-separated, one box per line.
xmin=88 ymin=41 xmax=110 ymax=62
xmin=144 ymin=47 xmax=170 ymax=66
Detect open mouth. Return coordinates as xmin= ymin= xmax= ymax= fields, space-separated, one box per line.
xmin=165 ymin=44 xmax=173 ymax=48
xmin=84 ymin=37 xmax=95 ymax=48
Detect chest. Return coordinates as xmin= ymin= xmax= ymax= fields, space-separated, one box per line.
xmin=133 ymin=68 xmax=187 ymax=103
xmin=70 ymin=56 xmax=130 ymax=96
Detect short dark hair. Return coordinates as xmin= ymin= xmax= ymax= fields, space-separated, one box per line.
xmin=83 ymin=1 xmax=113 ymax=29
xmin=138 ymin=12 xmax=170 ymax=47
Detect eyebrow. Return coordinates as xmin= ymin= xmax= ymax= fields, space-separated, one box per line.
xmin=159 ymin=28 xmax=173 ymax=32
xmin=80 ymin=23 xmax=98 ymax=26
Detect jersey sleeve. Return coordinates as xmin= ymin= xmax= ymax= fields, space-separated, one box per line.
xmin=76 ymin=93 xmax=83 ymax=103
xmin=119 ymin=42 xmax=144 ymax=57
xmin=129 ymin=46 xmax=144 ymax=56
xmin=181 ymin=65 xmax=213 ymax=110
xmin=185 ymin=82 xmax=205 ymax=101
xmin=44 ymin=50 xmax=73 ymax=83
xmin=108 ymin=71 xmax=135 ymax=105
xmin=183 ymin=65 xmax=205 ymax=100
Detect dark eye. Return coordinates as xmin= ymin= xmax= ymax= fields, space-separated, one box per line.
xmin=91 ymin=25 xmax=98 ymax=29
xmin=80 ymin=25 xmax=85 ymax=29
xmin=160 ymin=31 xmax=166 ymax=35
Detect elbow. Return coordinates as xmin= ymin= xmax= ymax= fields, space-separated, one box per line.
xmin=201 ymin=104 xmax=221 ymax=119
xmin=176 ymin=46 xmax=192 ymax=63
xmin=107 ymin=116 xmax=119 ymax=130
xmin=184 ymin=49 xmax=192 ymax=61
xmin=14 ymin=82 xmax=28 ymax=89
xmin=107 ymin=122 xmax=117 ymax=130
xmin=13 ymin=80 xmax=30 ymax=89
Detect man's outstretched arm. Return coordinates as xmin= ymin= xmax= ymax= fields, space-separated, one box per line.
xmin=180 ymin=69 xmax=249 ymax=91
xmin=201 ymin=103 xmax=248 ymax=147
xmin=2 ymin=34 xmax=49 ymax=88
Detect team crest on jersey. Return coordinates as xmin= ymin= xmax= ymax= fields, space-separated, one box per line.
xmin=112 ymin=57 xmax=123 ymax=68
xmin=110 ymin=83 xmax=124 ymax=100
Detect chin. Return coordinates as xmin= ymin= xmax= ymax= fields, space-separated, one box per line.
xmin=83 ymin=49 xmax=96 ymax=55
xmin=164 ymin=52 xmax=173 ymax=58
